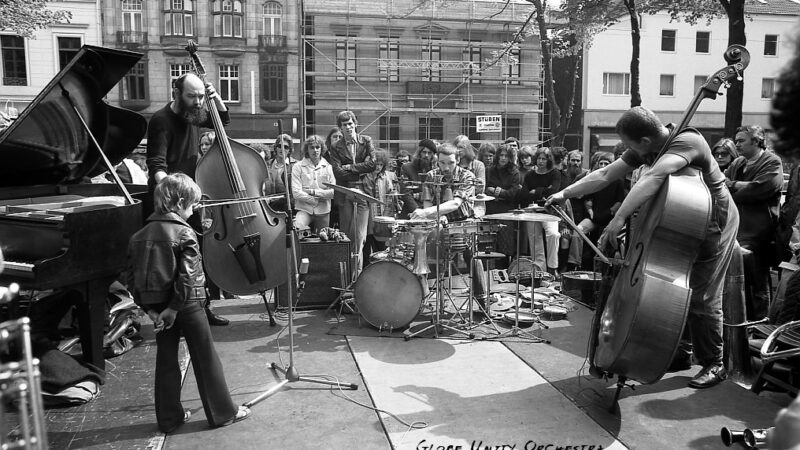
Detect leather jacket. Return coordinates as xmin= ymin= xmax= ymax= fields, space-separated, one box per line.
xmin=126 ymin=212 xmax=206 ymax=312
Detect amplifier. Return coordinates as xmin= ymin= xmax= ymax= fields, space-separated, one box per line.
xmin=277 ymin=238 xmax=352 ymax=308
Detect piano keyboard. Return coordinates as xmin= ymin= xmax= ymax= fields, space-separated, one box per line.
xmin=3 ymin=261 xmax=34 ymax=273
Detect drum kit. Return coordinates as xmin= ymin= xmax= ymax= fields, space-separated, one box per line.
xmin=327 ymin=179 xmax=560 ymax=341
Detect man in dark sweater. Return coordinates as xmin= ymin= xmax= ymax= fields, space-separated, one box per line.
xmin=146 ymin=73 xmax=231 ymax=326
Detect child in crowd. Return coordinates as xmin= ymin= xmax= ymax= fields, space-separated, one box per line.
xmin=126 ymin=173 xmax=250 ymax=433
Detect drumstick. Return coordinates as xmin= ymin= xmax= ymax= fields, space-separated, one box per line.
xmin=549 ymin=204 xmax=610 ymax=265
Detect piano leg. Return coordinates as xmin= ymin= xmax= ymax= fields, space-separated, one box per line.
xmin=71 ymin=276 xmax=115 ymax=373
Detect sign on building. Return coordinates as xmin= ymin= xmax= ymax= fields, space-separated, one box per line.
xmin=476 ymin=115 xmax=502 ymax=133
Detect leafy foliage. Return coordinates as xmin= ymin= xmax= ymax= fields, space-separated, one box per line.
xmin=0 ymin=0 xmax=72 ymax=38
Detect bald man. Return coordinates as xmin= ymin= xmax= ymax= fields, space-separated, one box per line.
xmin=146 ymin=73 xmax=231 ymax=326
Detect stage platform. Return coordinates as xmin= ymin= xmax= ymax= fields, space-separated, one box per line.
xmin=37 ymin=285 xmax=791 ymax=450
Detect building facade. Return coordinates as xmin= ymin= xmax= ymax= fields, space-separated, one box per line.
xmin=582 ymin=1 xmax=800 ymax=152
xmin=99 ymin=0 xmax=301 ymax=142
xmin=302 ymin=0 xmax=543 ymax=154
xmin=0 ymin=0 xmax=101 ymax=118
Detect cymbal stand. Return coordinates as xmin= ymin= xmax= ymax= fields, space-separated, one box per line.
xmin=455 ymin=231 xmax=501 ymax=333
xmin=405 ymin=177 xmax=473 ymax=340
xmin=245 ymin=122 xmax=358 ymax=408
xmin=486 ymin=219 xmax=548 ymax=342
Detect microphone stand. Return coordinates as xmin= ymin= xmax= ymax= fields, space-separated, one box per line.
xmin=244 ymin=121 xmax=358 ymax=409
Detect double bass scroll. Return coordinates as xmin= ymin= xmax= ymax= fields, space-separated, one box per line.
xmin=186 ymin=40 xmax=287 ymax=295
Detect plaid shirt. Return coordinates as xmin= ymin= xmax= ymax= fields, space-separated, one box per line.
xmin=422 ymin=166 xmax=475 ymax=222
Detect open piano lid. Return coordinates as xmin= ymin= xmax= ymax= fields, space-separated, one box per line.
xmin=0 ymin=46 xmax=147 ymax=186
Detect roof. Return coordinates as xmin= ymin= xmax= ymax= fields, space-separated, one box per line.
xmin=745 ymin=0 xmax=800 ymax=16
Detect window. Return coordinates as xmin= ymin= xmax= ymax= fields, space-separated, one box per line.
xmin=418 ymin=117 xmax=444 ymax=141
xmin=219 ymin=64 xmax=239 ymax=102
xmin=503 ymin=118 xmax=521 ymax=141
xmin=463 ymin=43 xmax=481 ymax=84
xmin=122 ymin=0 xmax=143 ymax=33
xmin=422 ymin=40 xmax=441 ymax=82
xmin=164 ymin=0 xmax=194 ymax=37
xmin=661 ymin=30 xmax=676 ymax=52
xmin=694 ymin=75 xmax=708 ymax=93
xmin=212 ymin=0 xmax=243 ymax=38
xmin=762 ymin=78 xmax=776 ymax=99
xmin=122 ymin=60 xmax=148 ymax=101
xmin=659 ymin=74 xmax=675 ymax=96
xmin=378 ymin=42 xmax=399 ymax=82
xmin=262 ymin=2 xmax=282 ymax=35
xmin=379 ymin=116 xmax=400 ymax=153
xmin=602 ymin=72 xmax=630 ymax=95
xmin=461 ymin=117 xmax=480 ymax=142
xmin=335 ymin=39 xmax=356 ymax=81
xmin=262 ymin=64 xmax=285 ymax=102
xmin=1 ymin=36 xmax=27 ymax=86
xmin=57 ymin=36 xmax=81 ymax=70
xmin=169 ymin=63 xmax=191 ymax=99
xmin=765 ymin=34 xmax=778 ymax=56
xmin=504 ymin=48 xmax=520 ymax=85
xmin=696 ymin=31 xmax=710 ymax=53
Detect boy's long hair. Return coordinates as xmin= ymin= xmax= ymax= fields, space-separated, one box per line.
xmin=154 ymin=173 xmax=202 ymax=215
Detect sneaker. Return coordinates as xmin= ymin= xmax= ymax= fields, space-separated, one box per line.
xmin=688 ymin=364 xmax=727 ymax=389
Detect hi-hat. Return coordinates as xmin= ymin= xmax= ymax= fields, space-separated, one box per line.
xmin=468 ymin=194 xmax=495 ymax=202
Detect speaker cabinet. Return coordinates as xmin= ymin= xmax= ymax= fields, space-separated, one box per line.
xmin=277 ymin=239 xmax=352 ymax=308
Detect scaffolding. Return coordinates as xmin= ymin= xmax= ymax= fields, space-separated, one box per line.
xmin=300 ymin=0 xmax=544 ymax=152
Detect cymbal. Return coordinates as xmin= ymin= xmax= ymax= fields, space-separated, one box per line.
xmin=483 ymin=211 xmax=560 ymax=223
xmin=322 ymin=183 xmax=383 ymax=204
xmin=469 ymin=194 xmax=495 ymax=202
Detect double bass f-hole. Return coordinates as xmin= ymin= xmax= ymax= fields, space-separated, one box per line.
xmin=629 ymin=242 xmax=644 ymax=287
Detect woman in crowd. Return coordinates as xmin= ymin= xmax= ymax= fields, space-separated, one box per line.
xmin=711 ymin=137 xmax=738 ymax=172
xmin=518 ymin=147 xmax=562 ymax=274
xmin=517 ymin=145 xmax=536 ymax=180
xmin=265 ymin=134 xmax=296 ymax=212
xmin=324 ymin=127 xmax=343 ymax=161
xmin=454 ymin=135 xmax=485 ymax=194
xmin=199 ymin=131 xmax=215 ymax=158
xmin=291 ymin=135 xmax=336 ymax=235
xmin=485 ymin=143 xmax=521 ymax=267
xmin=477 ymin=142 xmax=497 ymax=170
xmin=362 ymin=150 xmax=399 ymax=263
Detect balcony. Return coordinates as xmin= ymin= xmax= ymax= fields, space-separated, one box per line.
xmin=116 ymin=31 xmax=148 ymax=48
xmin=258 ymin=35 xmax=287 ymax=52
xmin=209 ymin=36 xmax=246 ymax=57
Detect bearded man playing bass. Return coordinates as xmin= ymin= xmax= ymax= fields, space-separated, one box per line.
xmin=146 ymin=72 xmax=231 ymax=326
xmin=546 ymin=106 xmax=739 ymax=389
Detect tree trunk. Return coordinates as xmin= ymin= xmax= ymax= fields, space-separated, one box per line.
xmin=531 ymin=0 xmax=563 ymax=147
xmin=625 ymin=0 xmax=642 ymax=107
xmin=724 ymin=0 xmax=746 ymax=137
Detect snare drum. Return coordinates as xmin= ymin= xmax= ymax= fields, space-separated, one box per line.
xmin=354 ymin=260 xmax=424 ymax=331
xmin=372 ymin=216 xmax=396 ymax=242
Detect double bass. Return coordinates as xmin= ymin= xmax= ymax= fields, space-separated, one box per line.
xmin=589 ymin=45 xmax=750 ymax=385
xmin=187 ymin=41 xmax=287 ymax=295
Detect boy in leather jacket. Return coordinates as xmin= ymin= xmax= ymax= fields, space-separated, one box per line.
xmin=126 ymin=173 xmax=249 ymax=433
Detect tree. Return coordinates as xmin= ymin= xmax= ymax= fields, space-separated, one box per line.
xmin=0 ymin=0 xmax=71 ymax=38
xmin=622 ymin=0 xmax=642 ymax=107
xmin=526 ymin=0 xmax=616 ymax=147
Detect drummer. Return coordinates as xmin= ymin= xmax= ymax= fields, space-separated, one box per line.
xmin=410 ymin=143 xmax=475 ymax=223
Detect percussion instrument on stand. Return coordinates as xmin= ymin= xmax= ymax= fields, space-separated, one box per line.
xmin=405 ymin=178 xmax=474 ymax=340
xmin=483 ymin=210 xmax=560 ymax=342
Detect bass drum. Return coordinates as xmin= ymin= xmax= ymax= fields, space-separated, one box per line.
xmin=354 ymin=260 xmax=424 ymax=331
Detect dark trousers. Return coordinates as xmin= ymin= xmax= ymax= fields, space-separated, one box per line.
xmin=154 ymin=300 xmax=236 ymax=432
xmin=675 ymin=191 xmax=740 ymax=368
xmin=740 ymin=239 xmax=772 ymax=320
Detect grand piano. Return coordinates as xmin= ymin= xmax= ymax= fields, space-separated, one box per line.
xmin=0 ymin=46 xmax=148 ymax=373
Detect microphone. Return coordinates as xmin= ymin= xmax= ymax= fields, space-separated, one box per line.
xmin=297 ymin=258 xmax=310 ymax=290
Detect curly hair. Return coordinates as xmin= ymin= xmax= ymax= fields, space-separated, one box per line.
xmin=771 ymin=30 xmax=800 ymax=159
